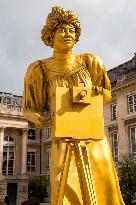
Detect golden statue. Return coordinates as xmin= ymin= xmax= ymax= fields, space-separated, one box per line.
xmin=23 ymin=6 xmax=125 ymax=205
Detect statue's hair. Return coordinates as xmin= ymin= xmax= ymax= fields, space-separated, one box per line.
xmin=41 ymin=6 xmax=81 ymax=47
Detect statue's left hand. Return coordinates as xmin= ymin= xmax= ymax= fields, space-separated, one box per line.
xmin=23 ymin=110 xmax=51 ymax=129
xmin=93 ymin=86 xmax=103 ymax=95
xmin=35 ymin=114 xmax=48 ymax=129
xmin=92 ymin=86 xmax=111 ymax=103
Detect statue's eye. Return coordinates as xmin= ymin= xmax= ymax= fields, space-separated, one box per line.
xmin=58 ymin=28 xmax=65 ymax=33
xmin=69 ymin=28 xmax=75 ymax=33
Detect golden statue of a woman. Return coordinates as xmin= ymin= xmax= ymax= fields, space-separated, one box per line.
xmin=23 ymin=6 xmax=125 ymax=205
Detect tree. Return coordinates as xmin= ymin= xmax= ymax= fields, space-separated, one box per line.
xmin=28 ymin=176 xmax=47 ymax=203
xmin=119 ymin=156 xmax=136 ymax=205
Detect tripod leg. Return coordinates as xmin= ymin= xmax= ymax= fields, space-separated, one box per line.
xmin=75 ymin=143 xmax=98 ymax=205
xmin=57 ymin=144 xmax=72 ymax=205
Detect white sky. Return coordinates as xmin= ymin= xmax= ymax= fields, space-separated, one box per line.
xmin=0 ymin=0 xmax=136 ymax=95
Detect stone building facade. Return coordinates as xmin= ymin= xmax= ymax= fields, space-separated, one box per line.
xmin=0 ymin=92 xmax=51 ymax=204
xmin=104 ymin=53 xmax=136 ymax=163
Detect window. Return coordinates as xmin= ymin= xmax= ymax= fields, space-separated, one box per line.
xmin=45 ymin=180 xmax=51 ymax=199
xmin=2 ymin=136 xmax=15 ymax=175
xmin=2 ymin=97 xmax=12 ymax=105
xmin=27 ymin=149 xmax=36 ymax=172
xmin=128 ymin=94 xmax=136 ymax=113
xmin=111 ymin=133 xmax=119 ymax=163
xmin=46 ymin=150 xmax=51 ymax=169
xmin=28 ymin=129 xmax=36 ymax=140
xmin=46 ymin=126 xmax=51 ymax=139
xmin=2 ymin=97 xmax=7 ymax=104
xmin=111 ymin=104 xmax=117 ymax=121
xmin=13 ymin=97 xmax=22 ymax=106
xmin=130 ymin=127 xmax=136 ymax=159
xmin=7 ymin=97 xmax=12 ymax=105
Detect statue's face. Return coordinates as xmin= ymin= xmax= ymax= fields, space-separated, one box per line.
xmin=53 ymin=24 xmax=76 ymax=52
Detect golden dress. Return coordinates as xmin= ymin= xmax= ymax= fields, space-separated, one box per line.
xmin=23 ymin=54 xmax=125 ymax=205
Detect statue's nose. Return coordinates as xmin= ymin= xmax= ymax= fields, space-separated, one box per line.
xmin=64 ymin=29 xmax=71 ymax=37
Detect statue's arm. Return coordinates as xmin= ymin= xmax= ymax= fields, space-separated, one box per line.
xmin=85 ymin=54 xmax=112 ymax=104
xmin=23 ymin=61 xmax=48 ymax=128
xmin=100 ymin=67 xmax=112 ymax=104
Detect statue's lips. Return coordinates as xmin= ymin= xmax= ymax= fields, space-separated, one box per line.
xmin=64 ymin=38 xmax=72 ymax=43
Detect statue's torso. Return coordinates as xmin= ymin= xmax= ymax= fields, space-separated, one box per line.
xmin=41 ymin=54 xmax=92 ymax=105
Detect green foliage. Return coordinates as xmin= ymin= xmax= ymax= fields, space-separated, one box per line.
xmin=28 ymin=176 xmax=47 ymax=202
xmin=119 ymin=156 xmax=136 ymax=205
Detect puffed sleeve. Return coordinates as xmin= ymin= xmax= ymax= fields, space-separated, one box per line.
xmin=84 ymin=54 xmax=112 ymax=103
xmin=23 ymin=60 xmax=47 ymax=117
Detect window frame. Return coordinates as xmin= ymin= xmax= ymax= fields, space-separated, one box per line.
xmin=2 ymin=136 xmax=15 ymax=176
xmin=2 ymin=97 xmax=12 ymax=105
xmin=128 ymin=94 xmax=136 ymax=113
xmin=45 ymin=149 xmax=51 ymax=170
xmin=45 ymin=180 xmax=51 ymax=199
xmin=110 ymin=132 xmax=119 ymax=163
xmin=27 ymin=148 xmax=36 ymax=172
xmin=129 ymin=127 xmax=136 ymax=159
xmin=28 ymin=128 xmax=36 ymax=140
xmin=111 ymin=103 xmax=117 ymax=121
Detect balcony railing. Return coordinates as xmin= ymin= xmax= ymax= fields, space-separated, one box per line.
xmin=7 ymin=105 xmax=22 ymax=112
xmin=0 ymin=104 xmax=23 ymax=116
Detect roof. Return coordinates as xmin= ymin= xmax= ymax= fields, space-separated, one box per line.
xmin=108 ymin=53 xmax=136 ymax=85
